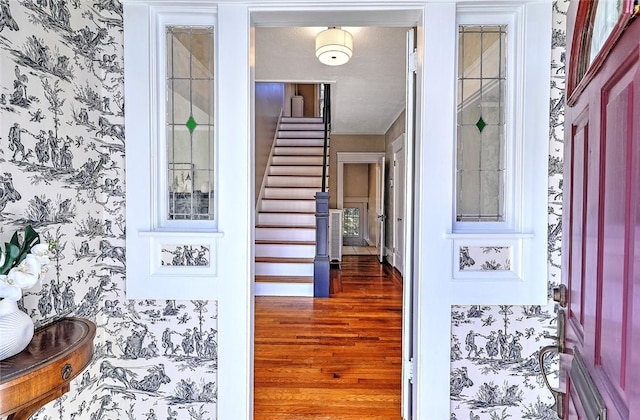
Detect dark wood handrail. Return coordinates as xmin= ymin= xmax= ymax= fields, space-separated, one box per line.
xmin=321 ymin=83 xmax=330 ymax=192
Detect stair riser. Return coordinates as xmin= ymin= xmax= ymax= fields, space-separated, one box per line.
xmin=255 ymin=228 xmax=316 ymax=242
xmin=258 ymin=213 xmax=315 ymax=226
xmin=276 ymin=138 xmax=325 ymax=147
xmin=281 ymin=117 xmax=323 ymax=124
xmin=254 ymin=282 xmax=313 ymax=297
xmin=272 ymin=156 xmax=326 ymax=165
xmin=279 ymin=123 xmax=326 ymax=131
xmin=261 ymin=200 xmax=315 ymax=212
xmin=263 ymin=188 xmax=319 ymax=200
xmin=255 ymin=262 xmax=314 ymax=276
xmin=255 ymin=244 xmax=315 ymax=258
xmin=278 ymin=131 xmax=325 ymax=139
xmin=269 ymin=166 xmax=324 ymax=176
xmin=266 ymin=176 xmax=325 ymax=188
xmin=274 ymin=147 xmax=325 ymax=156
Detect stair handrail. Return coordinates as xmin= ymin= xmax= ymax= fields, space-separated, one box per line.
xmin=321 ymin=83 xmax=331 ymax=192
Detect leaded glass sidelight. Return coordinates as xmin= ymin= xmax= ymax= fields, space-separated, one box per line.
xmin=167 ymin=26 xmax=215 ymax=220
xmin=456 ymin=25 xmax=507 ymax=222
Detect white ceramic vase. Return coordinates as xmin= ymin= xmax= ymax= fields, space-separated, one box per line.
xmin=0 ymin=299 xmax=34 ymax=361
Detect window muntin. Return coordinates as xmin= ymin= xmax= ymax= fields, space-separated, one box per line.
xmin=456 ymin=25 xmax=507 ymax=223
xmin=166 ymin=26 xmax=215 ymax=221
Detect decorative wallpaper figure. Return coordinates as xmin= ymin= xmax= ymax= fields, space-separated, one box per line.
xmin=161 ymin=245 xmax=210 ymax=267
xmin=450 ymin=1 xmax=568 ymax=419
xmin=1 ymin=1 xmax=218 ymax=419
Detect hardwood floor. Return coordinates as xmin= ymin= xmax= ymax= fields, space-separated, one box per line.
xmin=254 ymin=256 xmax=403 ymax=420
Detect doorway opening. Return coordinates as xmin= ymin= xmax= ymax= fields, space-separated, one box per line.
xmin=252 ymin=12 xmax=419 ymax=418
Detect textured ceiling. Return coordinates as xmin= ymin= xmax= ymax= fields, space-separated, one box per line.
xmin=255 ymin=27 xmax=408 ymax=135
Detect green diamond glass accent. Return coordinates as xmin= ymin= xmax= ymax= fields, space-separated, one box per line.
xmin=475 ymin=116 xmax=487 ymax=133
xmin=185 ymin=115 xmax=198 ymax=134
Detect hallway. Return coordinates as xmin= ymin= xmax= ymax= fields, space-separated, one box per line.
xmin=254 ymin=255 xmax=403 ymax=419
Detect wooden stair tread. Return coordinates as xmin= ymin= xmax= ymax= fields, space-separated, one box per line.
xmin=264 ymin=186 xmax=323 ymax=189
xmin=270 ymin=164 xmax=327 ymax=167
xmin=271 ymin=161 xmax=328 ymax=165
xmin=255 ymin=257 xmax=314 ymax=264
xmin=274 ymin=154 xmax=325 ymax=156
xmin=259 ymin=210 xmax=315 ymax=214
xmin=255 ymin=240 xmax=315 ymax=245
xmin=267 ymin=174 xmax=329 ymax=178
xmin=254 ymin=275 xmax=314 ymax=283
xmin=256 ymin=225 xmax=315 ymax=229
xmin=261 ymin=198 xmax=316 ymax=201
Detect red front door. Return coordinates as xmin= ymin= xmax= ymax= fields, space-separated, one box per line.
xmin=562 ymin=2 xmax=640 ymax=419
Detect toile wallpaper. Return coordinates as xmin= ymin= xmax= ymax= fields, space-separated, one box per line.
xmin=1 ymin=0 xmax=567 ymax=419
xmin=449 ymin=1 xmax=568 ymax=419
xmin=0 ymin=1 xmax=218 ymax=419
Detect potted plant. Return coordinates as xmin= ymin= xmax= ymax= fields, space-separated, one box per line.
xmin=0 ymin=225 xmax=52 ymax=360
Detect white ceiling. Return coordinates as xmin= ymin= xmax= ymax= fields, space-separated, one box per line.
xmin=255 ymin=26 xmax=408 ymax=135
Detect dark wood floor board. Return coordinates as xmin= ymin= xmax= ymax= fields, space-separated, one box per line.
xmin=254 ymin=255 xmax=403 ymax=419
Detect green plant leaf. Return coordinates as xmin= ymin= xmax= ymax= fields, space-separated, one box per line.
xmin=0 ymin=243 xmax=20 ymax=274
xmin=9 ymin=231 xmax=19 ymax=247
xmin=23 ymin=225 xmax=41 ymax=250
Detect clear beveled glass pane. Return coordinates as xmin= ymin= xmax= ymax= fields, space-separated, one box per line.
xmin=191 ymin=127 xmax=214 ymax=187
xmin=458 ymin=126 xmax=481 ymax=170
xmin=480 ymin=126 xmax=503 ymax=171
xmin=481 ymin=79 xmax=501 ymax=103
xmin=480 ymin=32 xmax=501 ymax=79
xmin=169 ymin=31 xmax=192 ymax=80
xmin=480 ymin=170 xmax=504 ymax=220
xmin=461 ymin=31 xmax=482 ymax=78
xmin=460 ymin=79 xmax=482 ymax=125
xmin=457 ymin=170 xmax=481 ymax=220
xmin=480 ymin=80 xmax=504 ymax=125
xmin=191 ymin=30 xmax=215 ymax=77
xmin=192 ymin=79 xmax=214 ymax=120
xmin=169 ymin=79 xmax=191 ymax=125
xmin=171 ymin=131 xmax=193 ymax=165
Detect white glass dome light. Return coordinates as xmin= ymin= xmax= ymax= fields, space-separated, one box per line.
xmin=315 ymin=27 xmax=353 ymax=66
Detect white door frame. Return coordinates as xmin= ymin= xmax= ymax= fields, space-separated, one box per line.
xmin=391 ymin=134 xmax=405 ymax=273
xmin=251 ymin=4 xmax=447 ymax=419
xmin=337 ymin=152 xmax=386 ymax=209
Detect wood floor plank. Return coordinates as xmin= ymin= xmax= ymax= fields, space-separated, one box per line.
xmin=254 ymin=255 xmax=403 ymax=419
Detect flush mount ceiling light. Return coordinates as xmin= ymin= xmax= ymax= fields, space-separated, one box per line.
xmin=315 ymin=27 xmax=353 ymax=66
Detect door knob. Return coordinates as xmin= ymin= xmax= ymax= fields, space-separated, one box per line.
xmin=553 ymin=284 xmax=567 ymax=307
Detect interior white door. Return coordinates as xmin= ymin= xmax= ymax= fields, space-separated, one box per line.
xmin=393 ymin=141 xmax=405 ymax=274
xmin=401 ymin=27 xmax=415 ymax=420
xmin=377 ymin=156 xmax=386 ymax=263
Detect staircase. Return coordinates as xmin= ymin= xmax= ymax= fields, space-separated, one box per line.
xmin=255 ymin=116 xmax=328 ymax=296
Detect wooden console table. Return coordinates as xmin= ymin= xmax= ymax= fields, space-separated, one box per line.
xmin=0 ymin=317 xmax=96 ymax=420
